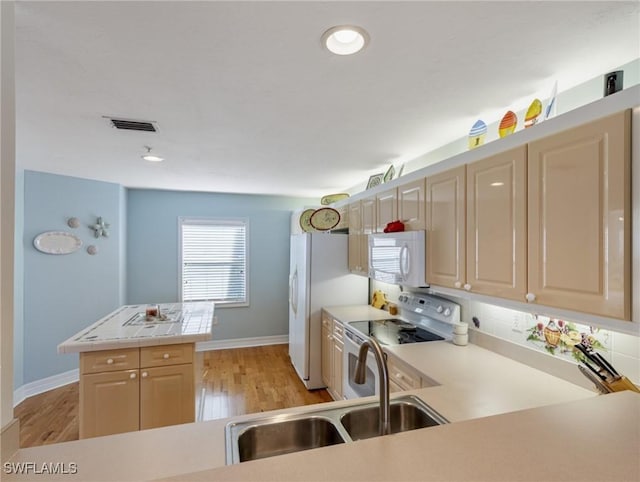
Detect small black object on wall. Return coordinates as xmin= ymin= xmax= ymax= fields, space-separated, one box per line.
xmin=604 ymin=70 xmax=623 ymax=97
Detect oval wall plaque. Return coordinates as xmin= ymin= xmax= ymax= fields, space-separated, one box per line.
xmin=33 ymin=231 xmax=83 ymax=255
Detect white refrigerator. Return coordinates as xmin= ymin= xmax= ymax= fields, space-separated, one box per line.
xmin=288 ymin=233 xmax=368 ymax=390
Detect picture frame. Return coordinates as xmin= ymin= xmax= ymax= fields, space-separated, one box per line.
xmin=366 ymin=173 xmax=384 ymax=189
xmin=383 ymin=164 xmax=396 ymax=183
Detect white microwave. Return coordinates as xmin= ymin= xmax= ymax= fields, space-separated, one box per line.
xmin=368 ymin=230 xmax=427 ymax=287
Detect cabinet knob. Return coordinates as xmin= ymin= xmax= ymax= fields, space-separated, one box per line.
xmin=463 ymin=284 xmax=471 ymax=291
xmin=454 ymin=281 xmax=462 ymax=289
xmin=525 ymin=293 xmax=536 ymax=302
xmin=163 ymin=353 xmax=170 ymax=359
xmin=106 ymin=358 xmax=114 ymax=365
xmin=129 ymin=373 xmax=136 ymax=379
xmin=142 ymin=371 xmax=148 ymax=378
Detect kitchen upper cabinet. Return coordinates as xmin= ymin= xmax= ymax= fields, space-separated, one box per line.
xmin=348 ymin=201 xmax=368 ymax=275
xmin=376 ymin=188 xmax=398 ymax=232
xmin=466 ymin=146 xmax=527 ymax=301
xmin=426 ymin=166 xmax=466 ymax=289
xmin=398 ymin=178 xmax=426 ymax=230
xmin=527 ymin=110 xmax=631 ymax=319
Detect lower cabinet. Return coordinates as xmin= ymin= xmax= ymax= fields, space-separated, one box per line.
xmin=79 ymin=343 xmax=195 ymax=439
xmin=321 ymin=312 xmax=345 ymax=400
xmin=387 ymin=354 xmax=437 ymax=393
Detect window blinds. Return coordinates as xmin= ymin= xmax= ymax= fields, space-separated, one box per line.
xmin=180 ymin=219 xmax=247 ymax=304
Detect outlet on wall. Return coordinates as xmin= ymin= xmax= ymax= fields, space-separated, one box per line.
xmin=512 ymin=314 xmax=525 ymax=333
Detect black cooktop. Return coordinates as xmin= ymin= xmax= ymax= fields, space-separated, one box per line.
xmin=348 ymin=318 xmax=444 ymax=346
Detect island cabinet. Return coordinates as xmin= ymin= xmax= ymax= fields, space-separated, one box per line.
xmin=79 ymin=343 xmax=195 ymax=438
xmin=425 ymin=165 xmax=466 ymax=289
xmin=527 ymin=110 xmax=631 ymax=319
xmin=321 ymin=312 xmax=344 ymax=400
xmin=465 ymin=146 xmax=527 ymax=301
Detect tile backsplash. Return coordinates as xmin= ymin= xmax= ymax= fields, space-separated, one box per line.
xmin=464 ymin=300 xmax=640 ymax=385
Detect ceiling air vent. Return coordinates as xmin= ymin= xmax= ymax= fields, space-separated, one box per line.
xmin=105 ymin=117 xmax=158 ymax=132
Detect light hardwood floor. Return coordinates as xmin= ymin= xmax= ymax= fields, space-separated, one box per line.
xmin=15 ymin=344 xmax=332 ymax=449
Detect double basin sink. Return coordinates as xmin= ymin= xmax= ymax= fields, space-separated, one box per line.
xmin=225 ymin=395 xmax=447 ymax=464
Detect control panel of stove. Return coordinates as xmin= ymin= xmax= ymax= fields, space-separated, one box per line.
xmin=397 ymin=292 xmax=461 ymax=325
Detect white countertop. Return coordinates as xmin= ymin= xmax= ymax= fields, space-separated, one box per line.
xmin=57 ymin=302 xmax=214 ymax=353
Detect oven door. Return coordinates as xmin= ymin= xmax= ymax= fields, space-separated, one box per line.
xmin=342 ymin=328 xmax=379 ymax=400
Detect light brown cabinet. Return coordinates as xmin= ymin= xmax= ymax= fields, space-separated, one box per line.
xmin=80 ymin=343 xmax=195 ymax=438
xmin=398 ymin=178 xmax=426 ymax=230
xmin=527 ymin=110 xmax=631 ymax=319
xmin=425 ymin=165 xmax=466 ymax=288
xmin=321 ymin=311 xmax=345 ymax=400
xmin=466 ymin=146 xmax=527 ymax=301
xmin=348 ymin=200 xmax=369 ymax=275
xmin=387 ymin=354 xmax=438 ymax=393
xmin=376 ymin=188 xmax=398 ymax=232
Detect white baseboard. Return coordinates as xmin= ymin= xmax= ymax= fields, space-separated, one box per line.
xmin=13 ymin=369 xmax=79 ymax=407
xmin=196 ymin=335 xmax=288 ymax=352
xmin=13 ymin=336 xmax=289 ymax=406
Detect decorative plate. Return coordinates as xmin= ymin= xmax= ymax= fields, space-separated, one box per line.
xmin=383 ymin=164 xmax=396 ymax=183
xmin=498 ymin=110 xmax=517 ymax=138
xmin=33 ymin=231 xmax=82 ymax=255
xmin=299 ymin=209 xmax=316 ymax=232
xmin=468 ymin=119 xmax=487 ymax=149
xmin=309 ymin=208 xmax=340 ymax=231
xmin=524 ymin=99 xmax=542 ymax=128
xmin=321 ymin=193 xmax=350 ymax=205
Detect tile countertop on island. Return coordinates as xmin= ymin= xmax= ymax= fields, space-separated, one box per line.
xmin=57 ymin=301 xmax=215 ymax=353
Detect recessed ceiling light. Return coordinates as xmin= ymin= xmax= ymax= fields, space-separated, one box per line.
xmin=322 ymin=25 xmax=369 ymax=55
xmin=142 ymin=146 xmax=164 ymax=162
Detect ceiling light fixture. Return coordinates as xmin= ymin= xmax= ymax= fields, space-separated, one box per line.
xmin=142 ymin=146 xmax=164 ymax=162
xmin=322 ymin=25 xmax=369 ymax=55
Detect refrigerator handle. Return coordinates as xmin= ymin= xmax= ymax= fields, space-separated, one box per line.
xmin=289 ymin=268 xmax=298 ymax=315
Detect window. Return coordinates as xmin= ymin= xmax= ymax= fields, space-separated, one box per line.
xmin=179 ymin=218 xmax=248 ymax=306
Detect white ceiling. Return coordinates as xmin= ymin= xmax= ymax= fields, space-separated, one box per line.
xmin=15 ymin=1 xmax=640 ymax=198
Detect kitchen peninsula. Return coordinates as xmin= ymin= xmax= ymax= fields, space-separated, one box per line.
xmin=58 ymin=302 xmax=214 ymax=438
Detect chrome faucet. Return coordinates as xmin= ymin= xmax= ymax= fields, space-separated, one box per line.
xmin=354 ymin=337 xmax=390 ymax=436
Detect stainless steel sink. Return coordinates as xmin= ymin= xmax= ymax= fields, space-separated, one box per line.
xmin=225 ymin=395 xmax=447 ymax=464
xmin=234 ymin=416 xmax=345 ymax=462
xmin=340 ymin=399 xmax=446 ymax=441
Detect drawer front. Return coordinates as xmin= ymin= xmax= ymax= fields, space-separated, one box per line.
xmin=322 ymin=315 xmax=332 ymax=330
xmin=388 ymin=357 xmax=421 ymax=391
xmin=140 ymin=343 xmax=194 ymax=368
xmin=80 ymin=348 xmax=140 ymax=374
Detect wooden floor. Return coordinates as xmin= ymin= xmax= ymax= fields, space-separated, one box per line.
xmin=15 ymin=344 xmax=332 ymax=449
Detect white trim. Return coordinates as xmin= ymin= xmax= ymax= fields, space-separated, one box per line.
xmin=13 ymin=369 xmax=79 ymax=407
xmin=196 ymin=335 xmax=288 ymax=352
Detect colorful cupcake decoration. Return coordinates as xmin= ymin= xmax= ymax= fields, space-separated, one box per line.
xmin=498 ymin=110 xmax=517 ymax=138
xmin=468 ymin=120 xmax=487 ymax=149
xmin=524 ymin=99 xmax=542 ymax=128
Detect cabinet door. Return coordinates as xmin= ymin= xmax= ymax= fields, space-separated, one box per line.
xmin=80 ymin=370 xmax=139 ymax=438
xmin=348 ymin=202 xmax=363 ymax=272
xmin=466 ymin=146 xmax=527 ymax=300
xmin=426 ymin=166 xmax=466 ymax=288
xmin=140 ymin=364 xmax=195 ymax=430
xmin=321 ymin=320 xmax=332 ymax=388
xmin=332 ymin=337 xmax=344 ymax=399
xmin=528 ymin=110 xmax=631 ymax=319
xmin=376 ymin=188 xmax=398 ymax=232
xmin=398 ymin=178 xmax=426 ymax=230
xmin=361 ymin=197 xmax=376 ymax=234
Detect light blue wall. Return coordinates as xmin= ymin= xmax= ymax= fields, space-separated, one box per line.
xmin=127 ymin=189 xmax=314 ymax=340
xmin=23 ymin=171 xmax=124 ymax=383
